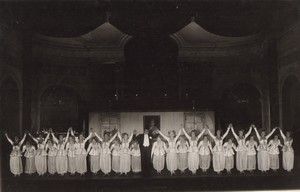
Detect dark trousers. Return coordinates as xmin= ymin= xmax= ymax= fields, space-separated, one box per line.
xmin=140 ymin=146 xmax=151 ymax=177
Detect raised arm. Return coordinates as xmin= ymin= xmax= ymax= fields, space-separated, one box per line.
xmin=207 ymin=128 xmax=216 ymax=140
xmin=70 ymin=129 xmax=75 ymax=137
xmin=94 ymin=132 xmax=103 ymax=142
xmin=117 ymin=132 xmax=122 ymax=141
xmin=86 ymin=143 xmax=92 ymax=154
xmin=244 ymin=126 xmax=253 ymax=139
xmin=151 ymin=142 xmax=156 ymax=158
xmin=158 ymin=130 xmax=169 ymax=142
xmin=83 ymin=132 xmax=93 ymax=144
xmin=230 ymin=126 xmax=238 ymax=140
xmin=109 ymin=132 xmax=118 ymax=143
xmin=5 ymin=133 xmax=14 ymax=145
xmin=186 ymin=141 xmax=190 ymax=148
xmin=128 ymin=133 xmax=134 ymax=143
xmin=43 ymin=133 xmax=50 ymax=145
xmin=253 ymin=126 xmax=261 ymax=140
xmin=197 ymin=129 xmax=206 ymax=140
xmin=65 ymin=142 xmax=70 ymax=150
xmin=267 ymin=140 xmax=273 ymax=148
xmin=279 ymin=128 xmax=286 ymax=140
xmin=222 ymin=126 xmax=231 ymax=140
xmin=22 ymin=145 xmax=26 ymax=153
xmin=174 ymin=129 xmax=182 ymax=142
xmin=182 ymin=128 xmax=191 ymax=140
xmin=110 ymin=144 xmax=115 ymax=151
xmin=266 ymin=128 xmax=276 ymax=139
xmin=278 ymin=140 xmax=283 ymax=147
xmin=19 ymin=133 xmax=27 ymax=146
xmin=29 ymin=133 xmax=38 ymax=144
xmin=70 ymin=129 xmax=79 ymax=142
xmin=51 ymin=133 xmax=59 ymax=143
xmin=63 ymin=131 xmax=70 ymax=145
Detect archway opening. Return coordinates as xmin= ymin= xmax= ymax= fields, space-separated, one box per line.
xmin=40 ymin=85 xmax=80 ymax=133
xmin=0 ymin=77 xmax=20 ymax=135
xmin=124 ymin=36 xmax=179 ymax=100
xmin=220 ymin=83 xmax=262 ymax=131
xmin=282 ymin=75 xmax=300 ymax=132
xmin=0 ymin=76 xmax=20 ymax=175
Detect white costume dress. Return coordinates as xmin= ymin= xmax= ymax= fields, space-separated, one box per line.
xmin=118 ymin=133 xmax=133 ymax=174
xmin=5 ymin=134 xmax=26 ymax=176
xmin=87 ymin=142 xmax=101 ymax=173
xmin=208 ymin=128 xmax=230 ymax=173
xmin=182 ymin=129 xmax=205 ymax=173
xmin=280 ymin=129 xmax=294 ymax=171
xmin=151 ymin=141 xmax=166 ymax=173
xmin=52 ymin=132 xmax=69 ymax=175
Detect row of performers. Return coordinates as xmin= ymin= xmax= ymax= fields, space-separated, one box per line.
xmin=4 ymin=124 xmax=293 ymax=177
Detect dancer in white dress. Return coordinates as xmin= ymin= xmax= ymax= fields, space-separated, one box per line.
xmin=52 ymin=129 xmax=70 ymax=175
xmin=253 ymin=125 xmax=276 ymax=173
xmin=246 ymin=135 xmax=258 ymax=172
xmin=111 ymin=139 xmax=121 ymax=174
xmin=118 ymin=131 xmax=134 ymax=175
xmin=268 ymin=135 xmax=283 ymax=172
xmin=231 ymin=125 xmax=252 ymax=173
xmin=29 ymin=132 xmax=50 ymax=176
xmin=66 ymin=136 xmax=77 ymax=175
xmin=22 ymin=141 xmax=36 ymax=175
xmin=207 ymin=125 xmax=230 ymax=174
xmin=158 ymin=129 xmax=182 ymax=175
xmin=5 ymin=132 xmax=27 ymax=176
xmin=279 ymin=128 xmax=294 ymax=172
xmin=176 ymin=136 xmax=189 ymax=173
xmin=71 ymin=128 xmax=92 ymax=175
xmin=94 ymin=131 xmax=118 ymax=175
xmin=46 ymin=139 xmax=57 ymax=175
xmin=131 ymin=140 xmax=142 ymax=173
xmin=182 ymin=128 xmax=205 ymax=174
xmin=86 ymin=137 xmax=101 ymax=174
xmin=223 ymin=138 xmax=236 ymax=173
xmin=151 ymin=136 xmax=167 ymax=174
xmin=198 ymin=135 xmax=213 ymax=173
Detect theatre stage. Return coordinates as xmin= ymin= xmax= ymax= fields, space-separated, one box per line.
xmin=3 ymin=168 xmax=300 ymax=192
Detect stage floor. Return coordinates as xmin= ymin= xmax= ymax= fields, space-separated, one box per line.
xmin=3 ymin=168 xmax=300 ymax=192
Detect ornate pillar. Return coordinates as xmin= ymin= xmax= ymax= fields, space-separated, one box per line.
xmin=22 ymin=28 xmax=34 ymax=131
xmin=19 ymin=100 xmax=23 ymax=134
xmin=261 ymin=89 xmax=271 ymax=131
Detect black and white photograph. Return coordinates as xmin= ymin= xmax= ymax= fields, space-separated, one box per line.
xmin=0 ymin=0 xmax=300 ymax=191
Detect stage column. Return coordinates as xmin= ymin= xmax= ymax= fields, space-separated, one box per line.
xmin=261 ymin=89 xmax=271 ymax=132
xmin=22 ymin=28 xmax=34 ymax=132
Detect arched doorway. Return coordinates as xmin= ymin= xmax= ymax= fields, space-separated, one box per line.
xmin=0 ymin=76 xmax=21 ymax=175
xmin=282 ymin=75 xmax=300 ymax=132
xmin=220 ymin=83 xmax=262 ymax=131
xmin=0 ymin=77 xmax=20 ymax=135
xmin=124 ymin=36 xmax=178 ymax=100
xmin=40 ymin=85 xmax=80 ymax=133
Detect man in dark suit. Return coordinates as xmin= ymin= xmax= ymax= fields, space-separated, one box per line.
xmin=133 ymin=128 xmax=157 ymax=177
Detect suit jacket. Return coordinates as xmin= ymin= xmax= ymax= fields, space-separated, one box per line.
xmin=133 ymin=133 xmax=153 ymax=150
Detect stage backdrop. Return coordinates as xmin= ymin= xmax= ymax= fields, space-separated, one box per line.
xmin=89 ymin=111 xmax=215 ymax=136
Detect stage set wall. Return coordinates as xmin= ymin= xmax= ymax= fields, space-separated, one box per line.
xmin=89 ymin=111 xmax=215 ymax=136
